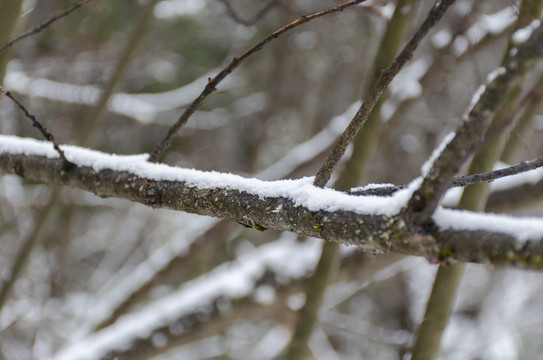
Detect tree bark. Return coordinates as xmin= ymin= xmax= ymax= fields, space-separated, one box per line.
xmin=1 ymin=144 xmax=543 ymax=269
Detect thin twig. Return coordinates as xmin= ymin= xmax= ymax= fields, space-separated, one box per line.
xmin=218 ymin=0 xmax=282 ymax=26
xmin=453 ymin=156 xmax=543 ymax=187
xmin=349 ymin=155 xmax=543 ymax=196
xmin=313 ymin=0 xmax=457 ymax=188
xmin=149 ymin=0 xmax=367 ymax=163
xmin=406 ymin=18 xmax=543 ymax=223
xmin=360 ymin=74 xmax=543 ymax=196
xmin=0 ymin=86 xmax=74 ymax=168
xmin=0 ymin=0 xmax=94 ymax=55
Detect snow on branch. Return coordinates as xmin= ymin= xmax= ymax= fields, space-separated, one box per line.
xmin=1 ymin=135 xmax=543 ymax=268
xmin=406 ymin=16 xmax=543 ymax=222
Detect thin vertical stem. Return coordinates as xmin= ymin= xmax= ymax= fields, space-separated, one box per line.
xmin=410 ymin=3 xmax=542 ymax=358
xmin=314 ymin=0 xmax=457 ymax=188
xmin=284 ymin=1 xmax=420 ymax=358
xmin=284 ymin=240 xmax=340 ymax=360
xmin=81 ymin=0 xmax=159 ymax=146
xmin=410 ymin=265 xmax=465 ymax=360
xmin=0 ymin=0 xmax=23 ymax=82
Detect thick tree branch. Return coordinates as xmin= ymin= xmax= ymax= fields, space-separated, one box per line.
xmin=1 ymin=136 xmax=543 ymax=269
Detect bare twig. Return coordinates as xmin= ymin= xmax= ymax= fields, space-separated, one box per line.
xmin=454 ymin=156 xmax=543 ymax=187
xmin=0 ymin=0 xmax=94 ymax=55
xmin=149 ymin=0 xmax=367 ymax=163
xmin=349 ymin=155 xmax=543 ymax=196
xmin=313 ymin=0 xmax=457 ymax=188
xmin=406 ymin=18 xmax=543 ymax=223
xmin=218 ymin=0 xmax=282 ymax=26
xmin=0 ymin=86 xmax=74 ymax=168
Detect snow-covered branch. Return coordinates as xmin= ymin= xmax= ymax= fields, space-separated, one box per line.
xmin=1 ymin=135 xmax=543 ymax=268
xmin=406 ymin=17 xmax=543 ymax=222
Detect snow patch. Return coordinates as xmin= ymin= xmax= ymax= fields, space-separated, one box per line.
xmin=513 ymin=19 xmax=541 ymax=44
xmin=433 ymin=207 xmax=543 ymax=242
xmin=420 ymin=132 xmax=455 ymax=176
xmin=466 ymin=84 xmax=486 ymax=114
xmin=0 ymin=135 xmax=414 ymax=216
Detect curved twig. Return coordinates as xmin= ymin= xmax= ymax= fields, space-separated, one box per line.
xmin=313 ymin=0 xmax=458 ymax=188
xmin=0 ymin=0 xmax=94 ymax=55
xmin=349 ymin=155 xmax=543 ymax=196
xmin=148 ymin=0 xmax=367 ymax=163
xmin=0 ymin=86 xmax=74 ymax=168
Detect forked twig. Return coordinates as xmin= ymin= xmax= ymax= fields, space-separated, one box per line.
xmin=0 ymin=0 xmax=94 ymax=55
xmin=0 ymin=86 xmax=74 ymax=168
xmin=313 ymin=0 xmax=457 ymax=188
xmin=149 ymin=0 xmax=367 ymax=163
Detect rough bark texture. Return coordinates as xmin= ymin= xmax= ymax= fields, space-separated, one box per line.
xmin=2 ymin=151 xmax=543 ymax=269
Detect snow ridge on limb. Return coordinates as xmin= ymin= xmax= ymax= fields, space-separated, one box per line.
xmin=1 ymin=135 xmax=543 ymax=268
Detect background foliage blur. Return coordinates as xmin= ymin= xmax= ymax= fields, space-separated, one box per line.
xmin=1 ymin=0 xmax=543 ymax=359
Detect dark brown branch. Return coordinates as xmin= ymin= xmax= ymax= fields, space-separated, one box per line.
xmin=148 ymin=0 xmax=367 ymax=163
xmin=406 ymin=19 xmax=543 ymax=223
xmin=0 ymin=0 xmax=94 ymax=55
xmin=350 ymin=155 xmax=543 ymax=196
xmin=313 ymin=0 xmax=457 ymax=188
xmin=453 ymin=157 xmax=543 ymax=187
xmin=0 ymin=87 xmax=74 ymax=168
xmin=1 ymin=147 xmax=543 ymax=269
